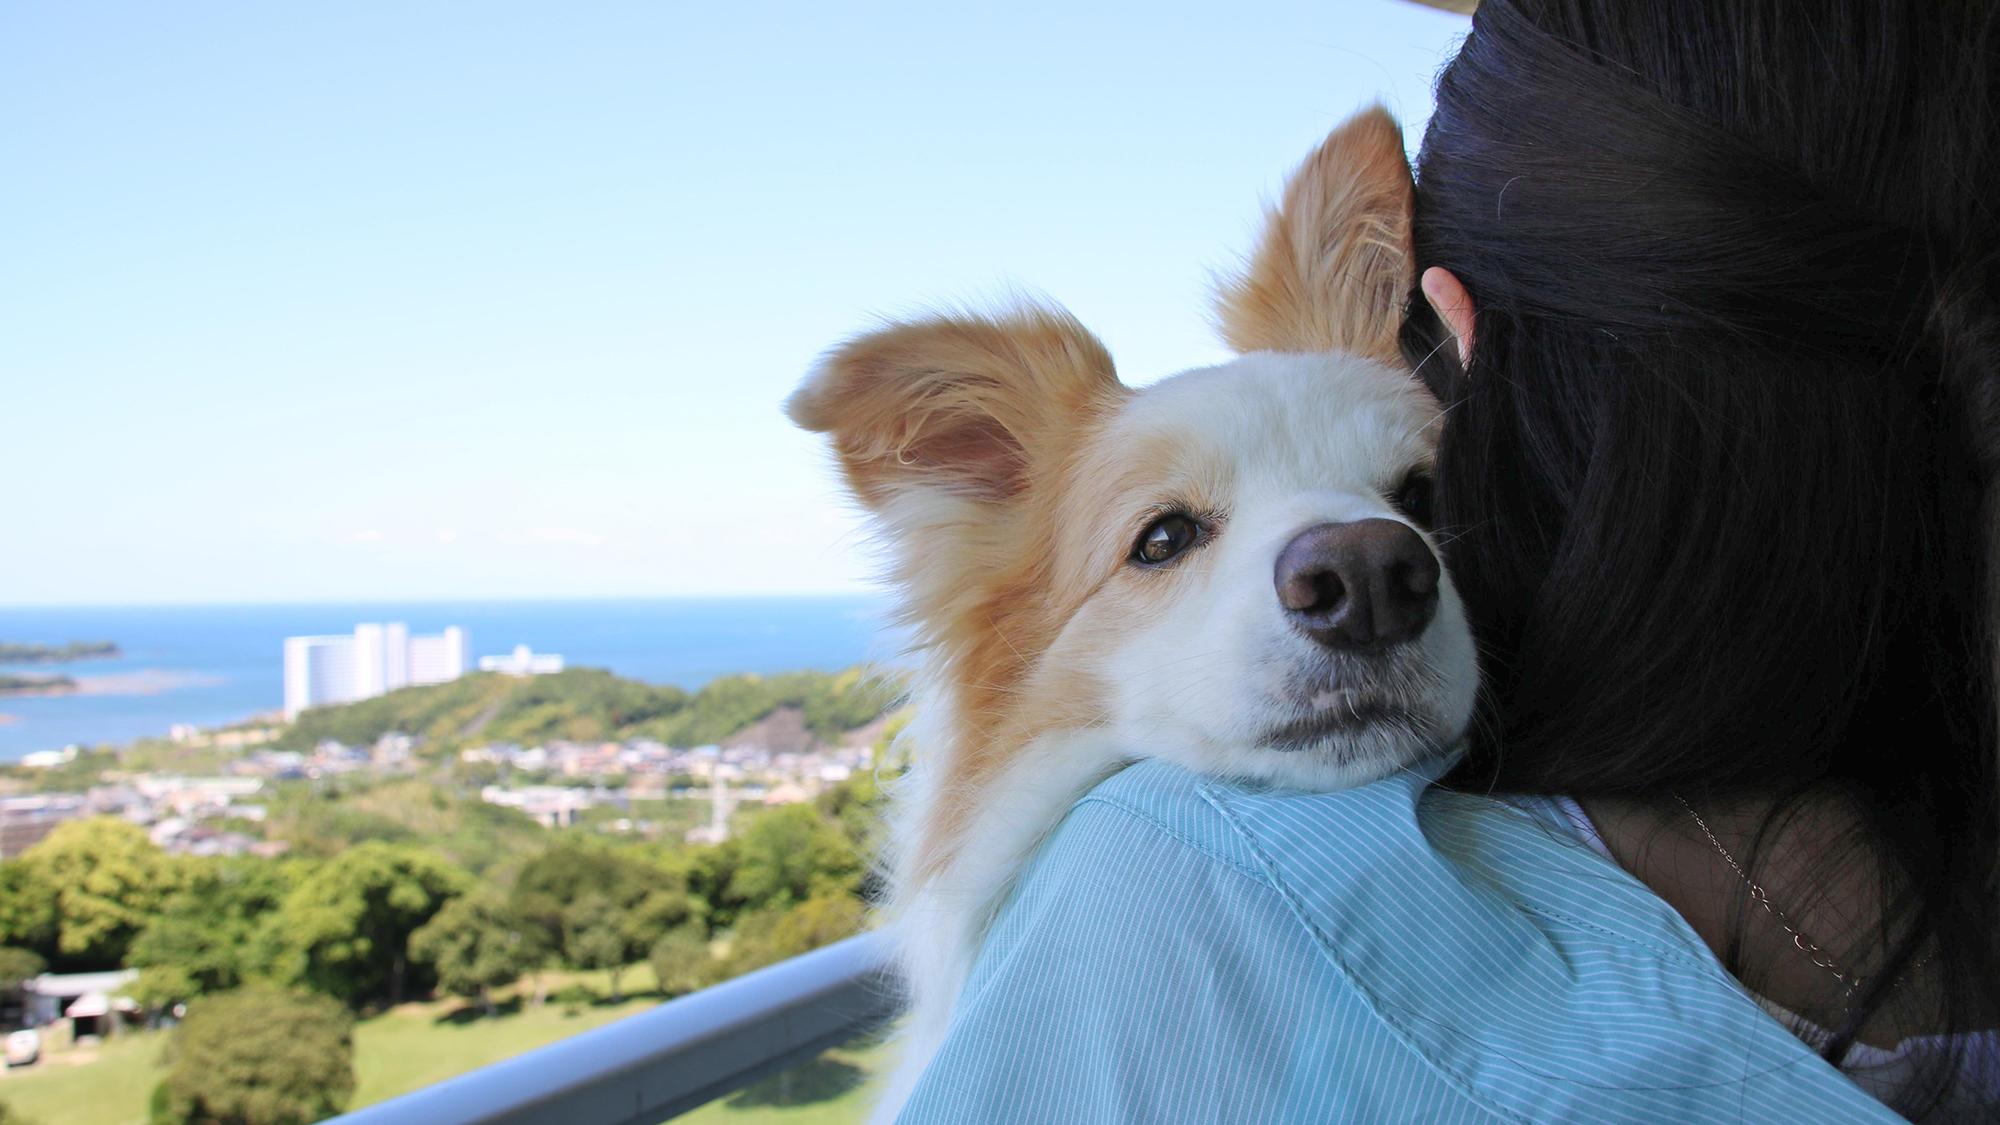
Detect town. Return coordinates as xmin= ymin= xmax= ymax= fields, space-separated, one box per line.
xmin=0 ymin=622 xmax=886 ymax=860
xmin=0 ymin=723 xmax=879 ymax=860
xmin=0 ymin=639 xmax=899 ymax=1125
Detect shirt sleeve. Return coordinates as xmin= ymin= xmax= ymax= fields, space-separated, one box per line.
xmin=894 ymin=796 xmax=1501 ymax=1125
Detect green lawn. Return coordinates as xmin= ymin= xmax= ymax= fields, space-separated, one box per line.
xmin=0 ymin=965 xmax=891 ymax=1125
xmin=348 ymin=969 xmax=666 ymax=1108
xmin=677 ymin=1036 xmax=890 ymax=1125
xmin=0 ymin=1031 xmax=165 ymax=1125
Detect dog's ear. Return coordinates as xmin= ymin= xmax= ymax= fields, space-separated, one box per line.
xmin=787 ymin=305 xmax=1124 ymax=510
xmin=1214 ymin=105 xmax=1415 ymax=363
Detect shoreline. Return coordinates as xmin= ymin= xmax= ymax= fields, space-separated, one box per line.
xmin=0 ymin=642 xmax=121 ymax=665
xmin=13 ymin=669 xmax=221 ymax=698
xmin=0 ymin=599 xmax=894 ymax=761
xmin=0 ymin=680 xmax=77 ymax=699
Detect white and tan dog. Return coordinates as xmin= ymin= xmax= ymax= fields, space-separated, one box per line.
xmin=787 ymin=107 xmax=1477 ymax=1117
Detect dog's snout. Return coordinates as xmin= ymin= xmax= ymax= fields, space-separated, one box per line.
xmin=1274 ymin=519 xmax=1440 ymax=649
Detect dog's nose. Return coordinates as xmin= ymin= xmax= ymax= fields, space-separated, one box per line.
xmin=1274 ymin=519 xmax=1440 ymax=649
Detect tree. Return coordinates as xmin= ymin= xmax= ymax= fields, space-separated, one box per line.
xmin=723 ymin=892 xmax=865 ymax=978
xmin=647 ymin=925 xmax=714 ymax=997
xmin=509 ymin=841 xmax=631 ymax=953
xmin=151 ymin=985 xmax=354 ymax=1125
xmin=275 ymin=842 xmax=469 ymax=1007
xmin=513 ymin=840 xmax=702 ymax=987
xmin=129 ymin=858 xmax=294 ymax=1006
xmin=22 ymin=817 xmax=182 ymax=967
xmin=0 ymin=864 xmax=58 ymax=959
xmin=727 ymin=805 xmax=863 ymax=911
xmin=686 ymin=839 xmax=747 ymax=929
xmin=409 ymin=892 xmax=544 ymax=1016
xmin=128 ymin=965 xmax=198 ymax=1017
xmin=561 ymin=893 xmax=633 ymax=1002
xmin=0 ymin=947 xmax=44 ymax=995
xmin=0 ymin=947 xmax=45 ymax=1022
xmin=621 ymin=887 xmax=700 ymax=953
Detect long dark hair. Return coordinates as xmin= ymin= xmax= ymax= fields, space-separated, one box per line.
xmin=1405 ymin=0 xmax=2000 ymax=1111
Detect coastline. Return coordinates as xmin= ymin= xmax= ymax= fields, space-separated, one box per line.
xmin=0 ymin=595 xmax=894 ymax=762
xmin=0 ymin=682 xmax=76 ymax=699
xmin=0 ymin=641 xmax=121 ymax=665
xmin=0 ymin=669 xmax=220 ymax=700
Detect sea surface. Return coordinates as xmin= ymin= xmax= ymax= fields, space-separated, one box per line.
xmin=0 ymin=597 xmax=898 ymax=761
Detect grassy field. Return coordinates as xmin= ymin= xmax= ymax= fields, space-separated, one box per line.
xmin=0 ymin=964 xmax=889 ymax=1125
xmin=679 ymin=1036 xmax=891 ymax=1125
xmin=0 ymin=1031 xmax=165 ymax=1125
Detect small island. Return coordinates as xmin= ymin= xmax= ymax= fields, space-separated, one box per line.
xmin=0 ymin=673 xmax=77 ymax=697
xmin=0 ymin=640 xmax=120 ymax=664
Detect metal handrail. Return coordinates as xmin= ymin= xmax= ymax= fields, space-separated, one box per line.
xmin=328 ymin=930 xmax=900 ymax=1125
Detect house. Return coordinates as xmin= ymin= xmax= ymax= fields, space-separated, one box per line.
xmin=22 ymin=970 xmax=140 ymax=1040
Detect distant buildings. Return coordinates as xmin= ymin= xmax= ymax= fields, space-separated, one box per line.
xmin=465 ymin=729 xmax=876 ymax=844
xmin=0 ymin=794 xmax=85 ymax=858
xmin=22 ymin=970 xmax=140 ymax=1039
xmin=479 ymin=784 xmax=594 ymax=828
xmin=478 ymin=644 xmax=565 ymax=676
xmin=283 ymin=623 xmax=468 ymax=718
xmin=16 ymin=746 xmax=78 ymax=770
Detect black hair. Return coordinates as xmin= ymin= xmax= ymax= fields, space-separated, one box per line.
xmin=1403 ymin=0 xmax=2000 ymax=1112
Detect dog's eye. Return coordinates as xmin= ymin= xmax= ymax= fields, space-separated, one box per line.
xmin=1394 ymin=470 xmax=1437 ymax=528
xmin=1132 ymin=514 xmax=1202 ymax=567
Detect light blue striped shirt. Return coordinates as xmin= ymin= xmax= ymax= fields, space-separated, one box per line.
xmin=898 ymin=759 xmax=1906 ymax=1123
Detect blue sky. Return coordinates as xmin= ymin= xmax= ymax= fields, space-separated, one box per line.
xmin=4 ymin=1 xmax=1466 ymax=606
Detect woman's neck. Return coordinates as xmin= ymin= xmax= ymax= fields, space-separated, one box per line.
xmin=1576 ymin=793 xmax=1936 ymax=1051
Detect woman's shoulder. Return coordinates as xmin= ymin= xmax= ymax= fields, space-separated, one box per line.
xmin=1069 ymin=756 xmax=1724 ymax=965
xmin=910 ymin=759 xmax=1903 ymax=1124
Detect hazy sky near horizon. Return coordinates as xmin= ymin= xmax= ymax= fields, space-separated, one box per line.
xmin=6 ymin=1 xmax=1467 ymax=607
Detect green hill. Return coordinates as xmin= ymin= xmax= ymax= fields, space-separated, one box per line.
xmin=277 ymin=666 xmax=900 ymax=754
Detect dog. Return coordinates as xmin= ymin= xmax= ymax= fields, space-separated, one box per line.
xmin=787 ymin=106 xmax=1478 ymax=1118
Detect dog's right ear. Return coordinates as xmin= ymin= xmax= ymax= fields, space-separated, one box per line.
xmin=787 ymin=306 xmax=1124 ymax=511
xmin=1214 ymin=105 xmax=1415 ymax=363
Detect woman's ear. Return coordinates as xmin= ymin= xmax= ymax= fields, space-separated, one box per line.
xmin=1420 ymin=266 xmax=1475 ymax=368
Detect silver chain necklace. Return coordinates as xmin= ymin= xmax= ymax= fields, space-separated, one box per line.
xmin=1675 ymin=795 xmax=1863 ymax=997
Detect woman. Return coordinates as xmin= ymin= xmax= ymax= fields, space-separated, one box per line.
xmin=893 ymin=1 xmax=2000 ymax=1121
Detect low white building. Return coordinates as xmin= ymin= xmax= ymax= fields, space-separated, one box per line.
xmin=283 ymin=623 xmax=468 ymax=718
xmin=478 ymin=644 xmax=565 ymax=676
xmin=133 ymin=775 xmax=263 ymax=817
xmin=480 ymin=785 xmax=594 ymax=828
xmin=23 ymin=970 xmax=139 ymax=1038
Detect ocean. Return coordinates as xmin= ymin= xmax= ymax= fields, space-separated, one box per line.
xmin=0 ymin=597 xmax=899 ymax=761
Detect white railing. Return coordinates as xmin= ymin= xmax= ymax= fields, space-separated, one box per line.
xmin=328 ymin=931 xmax=898 ymax=1125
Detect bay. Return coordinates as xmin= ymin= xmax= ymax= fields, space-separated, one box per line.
xmin=0 ymin=596 xmax=898 ymax=760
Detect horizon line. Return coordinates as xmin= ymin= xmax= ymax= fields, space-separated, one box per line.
xmin=0 ymin=590 xmax=888 ymax=613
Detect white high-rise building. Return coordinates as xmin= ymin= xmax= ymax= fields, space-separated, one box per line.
xmin=409 ymin=626 xmax=469 ymax=686
xmin=283 ymin=623 xmax=469 ymax=719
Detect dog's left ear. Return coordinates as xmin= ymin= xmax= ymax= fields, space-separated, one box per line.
xmin=787 ymin=305 xmax=1124 ymax=511
xmin=1214 ymin=105 xmax=1415 ymax=363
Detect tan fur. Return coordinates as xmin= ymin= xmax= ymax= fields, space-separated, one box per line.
xmin=790 ymin=107 xmax=1423 ymax=905
xmin=789 ymin=107 xmax=1439 ymax=1120
xmin=1215 ymin=105 xmax=1416 ymax=362
xmin=786 ymin=308 xmax=1125 ymax=505
xmin=788 ymin=307 xmax=1133 ymax=876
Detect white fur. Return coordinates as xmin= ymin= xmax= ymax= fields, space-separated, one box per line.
xmin=866 ymin=351 xmax=1478 ymax=1120
xmin=1099 ymin=354 xmax=1477 ymax=792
